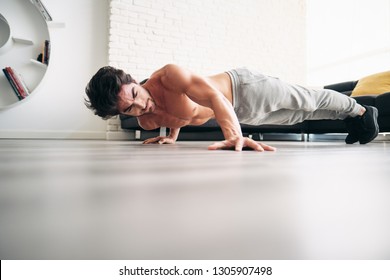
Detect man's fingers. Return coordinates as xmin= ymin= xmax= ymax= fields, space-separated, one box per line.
xmin=158 ymin=138 xmax=174 ymax=144
xmin=143 ymin=137 xmax=162 ymax=144
xmin=208 ymin=138 xmax=276 ymax=152
xmin=146 ymin=137 xmax=274 ymax=151
xmin=243 ymin=138 xmax=264 ymax=152
xmin=235 ymin=138 xmax=244 ymax=151
xmin=143 ymin=136 xmax=176 ymax=145
xmin=208 ymin=141 xmax=230 ymax=150
xmin=260 ymin=143 xmax=277 ymax=151
xmin=243 ymin=138 xmax=277 ymax=152
xmin=143 ymin=138 xmax=155 ymax=144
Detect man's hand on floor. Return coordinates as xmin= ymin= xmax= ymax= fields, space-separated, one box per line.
xmin=208 ymin=137 xmax=276 ymax=152
xmin=143 ymin=136 xmax=176 ymax=144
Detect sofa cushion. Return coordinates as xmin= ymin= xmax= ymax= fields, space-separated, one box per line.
xmin=353 ymin=95 xmax=376 ymax=107
xmin=120 ymin=114 xmax=305 ymax=133
xmin=324 ymin=81 xmax=358 ymax=94
xmin=307 ymin=119 xmax=346 ymax=133
xmin=375 ymin=92 xmax=390 ymax=115
xmin=120 ymin=114 xmax=141 ymax=129
xmin=351 ymin=70 xmax=390 ymax=97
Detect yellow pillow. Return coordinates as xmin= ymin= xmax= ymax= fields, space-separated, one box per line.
xmin=351 ymin=70 xmax=390 ymax=97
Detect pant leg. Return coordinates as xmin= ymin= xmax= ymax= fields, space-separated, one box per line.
xmin=260 ymin=86 xmax=363 ymax=125
xmin=232 ymin=68 xmax=363 ymax=125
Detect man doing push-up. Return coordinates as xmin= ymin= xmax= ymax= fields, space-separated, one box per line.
xmin=85 ymin=64 xmax=379 ymax=151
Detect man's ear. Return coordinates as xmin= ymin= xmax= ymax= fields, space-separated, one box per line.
xmin=140 ymin=78 xmax=149 ymax=85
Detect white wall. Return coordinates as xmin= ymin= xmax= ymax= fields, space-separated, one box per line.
xmin=1 ymin=0 xmax=307 ymax=140
xmin=2 ymin=1 xmax=387 ymax=139
xmin=107 ymin=0 xmax=307 ymax=139
xmin=0 ymin=0 xmax=109 ymax=139
xmin=307 ymin=0 xmax=390 ymax=86
xmin=109 ymin=0 xmax=307 ymax=84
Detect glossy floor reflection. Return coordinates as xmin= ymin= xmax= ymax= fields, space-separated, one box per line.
xmin=0 ymin=139 xmax=389 ymax=259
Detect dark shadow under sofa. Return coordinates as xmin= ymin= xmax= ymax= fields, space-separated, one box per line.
xmin=120 ymin=81 xmax=390 ymax=141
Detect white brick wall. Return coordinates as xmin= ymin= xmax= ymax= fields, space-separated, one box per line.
xmin=107 ymin=0 xmax=306 ymax=136
xmin=109 ymin=0 xmax=306 ymax=82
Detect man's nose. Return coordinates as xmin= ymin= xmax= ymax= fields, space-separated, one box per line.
xmin=133 ymin=99 xmax=144 ymax=109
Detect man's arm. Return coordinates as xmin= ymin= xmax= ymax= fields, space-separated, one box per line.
xmin=161 ymin=64 xmax=275 ymax=151
xmin=137 ymin=114 xmax=181 ymax=144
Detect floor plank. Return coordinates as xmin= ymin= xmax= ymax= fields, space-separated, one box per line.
xmin=0 ymin=139 xmax=389 ymax=259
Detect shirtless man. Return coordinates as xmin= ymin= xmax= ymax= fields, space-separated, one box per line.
xmin=85 ymin=64 xmax=379 ymax=151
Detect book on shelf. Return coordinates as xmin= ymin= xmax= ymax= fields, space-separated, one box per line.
xmin=44 ymin=40 xmax=50 ymax=65
xmin=16 ymin=71 xmax=31 ymax=96
xmin=2 ymin=69 xmax=22 ymax=100
xmin=30 ymin=0 xmax=52 ymax=21
xmin=2 ymin=67 xmax=30 ymax=100
xmin=36 ymin=40 xmax=51 ymax=65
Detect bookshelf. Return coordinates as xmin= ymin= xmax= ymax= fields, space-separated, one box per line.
xmin=0 ymin=0 xmax=64 ymax=109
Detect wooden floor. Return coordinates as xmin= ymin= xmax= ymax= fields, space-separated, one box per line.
xmin=0 ymin=139 xmax=389 ymax=259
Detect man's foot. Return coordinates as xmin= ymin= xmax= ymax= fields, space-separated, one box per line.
xmin=344 ymin=117 xmax=359 ymax=144
xmin=357 ymin=105 xmax=379 ymax=144
xmin=344 ymin=105 xmax=379 ymax=144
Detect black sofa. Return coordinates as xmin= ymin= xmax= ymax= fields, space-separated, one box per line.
xmin=120 ymin=81 xmax=390 ymax=140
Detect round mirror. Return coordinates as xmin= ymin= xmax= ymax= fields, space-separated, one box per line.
xmin=0 ymin=13 xmax=12 ymax=54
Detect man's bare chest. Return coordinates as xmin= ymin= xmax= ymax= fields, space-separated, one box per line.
xmin=140 ymin=80 xmax=213 ymax=129
xmin=138 ymin=105 xmax=196 ymax=129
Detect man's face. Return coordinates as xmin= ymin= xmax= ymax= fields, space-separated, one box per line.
xmin=117 ymin=83 xmax=155 ymax=117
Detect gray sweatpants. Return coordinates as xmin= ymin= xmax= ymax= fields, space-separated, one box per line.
xmin=226 ymin=68 xmax=362 ymax=126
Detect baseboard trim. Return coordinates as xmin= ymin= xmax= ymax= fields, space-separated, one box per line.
xmin=0 ymin=130 xmax=107 ymax=139
xmin=106 ymin=131 xmax=135 ymax=140
xmin=374 ymin=133 xmax=390 ymax=141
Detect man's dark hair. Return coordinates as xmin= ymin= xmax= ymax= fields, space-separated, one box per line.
xmin=85 ymin=66 xmax=136 ymax=119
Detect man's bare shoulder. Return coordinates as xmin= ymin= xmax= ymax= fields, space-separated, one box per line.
xmin=150 ymin=64 xmax=192 ymax=91
xmin=144 ymin=65 xmax=188 ymax=97
xmin=149 ymin=64 xmax=183 ymax=78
